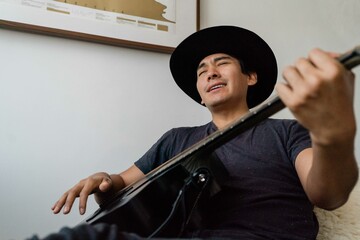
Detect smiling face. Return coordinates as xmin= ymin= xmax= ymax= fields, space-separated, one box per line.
xmin=196 ymin=53 xmax=257 ymax=111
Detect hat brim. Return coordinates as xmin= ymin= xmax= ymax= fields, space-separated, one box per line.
xmin=169 ymin=26 xmax=278 ymax=108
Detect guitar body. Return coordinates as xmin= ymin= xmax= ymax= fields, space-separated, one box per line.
xmin=84 ymin=162 xmax=214 ymax=238
xmin=85 ymin=164 xmax=190 ymax=237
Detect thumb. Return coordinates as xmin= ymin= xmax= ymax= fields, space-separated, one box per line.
xmin=98 ymin=176 xmax=112 ymax=192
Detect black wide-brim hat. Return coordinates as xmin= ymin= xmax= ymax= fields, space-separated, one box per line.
xmin=169 ymin=26 xmax=278 ymax=108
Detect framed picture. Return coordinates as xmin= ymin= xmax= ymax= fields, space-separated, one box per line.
xmin=0 ymin=0 xmax=199 ymax=53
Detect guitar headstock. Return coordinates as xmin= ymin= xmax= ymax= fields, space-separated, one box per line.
xmin=338 ymin=45 xmax=360 ymax=69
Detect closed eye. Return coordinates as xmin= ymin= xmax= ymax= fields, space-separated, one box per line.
xmin=197 ymin=68 xmax=207 ymax=77
xmin=217 ymin=60 xmax=230 ymax=66
xmin=198 ymin=71 xmax=206 ymax=77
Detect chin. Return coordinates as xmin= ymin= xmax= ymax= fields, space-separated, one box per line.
xmin=206 ymin=100 xmax=228 ymax=109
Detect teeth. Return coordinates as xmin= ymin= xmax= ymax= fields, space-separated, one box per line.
xmin=210 ymin=84 xmax=225 ymax=91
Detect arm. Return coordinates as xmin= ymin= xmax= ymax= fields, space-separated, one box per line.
xmin=276 ymin=48 xmax=359 ymax=210
xmin=52 ymin=164 xmax=145 ymax=215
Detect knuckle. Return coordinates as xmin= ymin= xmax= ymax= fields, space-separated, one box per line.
xmin=64 ymin=198 xmax=73 ymax=205
xmin=67 ymin=188 xmax=80 ymax=198
xmin=79 ymin=190 xmax=90 ymax=198
xmin=99 ymin=172 xmax=111 ymax=178
xmin=282 ymin=66 xmax=295 ymax=77
xmin=286 ymin=94 xmax=308 ymax=112
xmin=328 ymin=67 xmax=342 ymax=80
xmin=307 ymin=75 xmax=322 ymax=90
xmin=308 ymin=48 xmax=321 ymax=58
xmin=294 ymin=57 xmax=307 ymax=67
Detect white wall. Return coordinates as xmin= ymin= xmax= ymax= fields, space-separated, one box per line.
xmin=0 ymin=28 xmax=210 ymax=240
xmin=1 ymin=0 xmax=359 ymax=239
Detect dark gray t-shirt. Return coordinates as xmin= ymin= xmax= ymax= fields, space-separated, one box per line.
xmin=135 ymin=119 xmax=317 ymax=239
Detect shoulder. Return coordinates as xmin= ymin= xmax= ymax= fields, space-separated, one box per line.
xmin=135 ymin=122 xmax=213 ymax=173
xmin=142 ymin=122 xmax=213 ymax=158
xmin=263 ymin=118 xmax=311 ymax=162
xmin=261 ymin=118 xmax=308 ymax=134
xmin=256 ymin=119 xmax=310 ymax=149
xmin=263 ymin=118 xmax=300 ymax=127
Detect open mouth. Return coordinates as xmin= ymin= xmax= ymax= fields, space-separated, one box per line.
xmin=209 ymin=84 xmax=226 ymax=92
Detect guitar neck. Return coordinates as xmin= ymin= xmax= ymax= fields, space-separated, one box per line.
xmin=99 ymin=45 xmax=360 ymax=210
xmin=338 ymin=45 xmax=360 ymax=69
xmin=147 ymin=45 xmax=360 ymax=178
xmin=148 ymin=95 xmax=285 ymax=178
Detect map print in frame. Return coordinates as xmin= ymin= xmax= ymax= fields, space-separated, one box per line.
xmin=0 ymin=0 xmax=199 ymax=53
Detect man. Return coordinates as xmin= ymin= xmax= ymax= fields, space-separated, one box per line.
xmin=50 ymin=26 xmax=358 ymax=239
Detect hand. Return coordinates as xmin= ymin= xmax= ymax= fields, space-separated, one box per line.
xmin=276 ymin=48 xmax=356 ymax=146
xmin=51 ymin=172 xmax=114 ymax=215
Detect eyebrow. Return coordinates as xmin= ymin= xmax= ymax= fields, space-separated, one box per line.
xmin=197 ymin=56 xmax=232 ymax=70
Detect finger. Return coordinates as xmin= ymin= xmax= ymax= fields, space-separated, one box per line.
xmin=283 ymin=57 xmax=323 ymax=100
xmin=294 ymin=57 xmax=317 ymax=81
xmin=51 ymin=201 xmax=61 ymax=214
xmin=325 ymin=51 xmax=341 ymax=59
xmin=78 ymin=191 xmax=89 ymax=215
xmin=275 ymin=82 xmax=295 ymax=107
xmin=51 ymin=192 xmax=70 ymax=214
xmin=282 ymin=65 xmax=302 ymax=89
xmin=293 ymin=58 xmax=325 ymax=96
xmin=77 ymin=179 xmax=102 ymax=215
xmin=98 ymin=177 xmax=112 ymax=192
xmin=308 ymin=48 xmax=339 ymax=72
xmin=63 ymin=189 xmax=80 ymax=214
xmin=51 ymin=202 xmax=58 ymax=211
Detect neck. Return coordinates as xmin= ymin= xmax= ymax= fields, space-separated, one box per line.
xmin=210 ymin=105 xmax=250 ymax=130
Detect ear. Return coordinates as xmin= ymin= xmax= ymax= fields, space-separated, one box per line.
xmin=247 ymin=72 xmax=258 ymax=86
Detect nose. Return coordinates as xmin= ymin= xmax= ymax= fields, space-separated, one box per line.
xmin=207 ymin=66 xmax=220 ymax=81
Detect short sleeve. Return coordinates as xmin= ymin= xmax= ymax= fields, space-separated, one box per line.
xmin=134 ymin=129 xmax=177 ymax=174
xmin=286 ymin=121 xmax=312 ymax=165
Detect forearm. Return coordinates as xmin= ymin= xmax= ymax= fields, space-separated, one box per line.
xmin=278 ymin=48 xmax=359 ymax=209
xmin=306 ymin=138 xmax=359 ymax=210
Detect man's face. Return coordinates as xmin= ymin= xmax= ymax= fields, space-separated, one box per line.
xmin=196 ymin=53 xmax=257 ymax=110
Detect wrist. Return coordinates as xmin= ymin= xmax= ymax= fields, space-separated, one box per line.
xmin=109 ymin=174 xmax=125 ymax=192
xmin=310 ymin=122 xmax=356 ymax=148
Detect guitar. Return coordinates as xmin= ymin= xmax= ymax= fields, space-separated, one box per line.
xmin=84 ymin=46 xmax=360 ymax=237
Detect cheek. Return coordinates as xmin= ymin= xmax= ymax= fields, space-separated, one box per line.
xmin=196 ymin=78 xmax=203 ymax=92
xmin=196 ymin=79 xmax=207 ymax=100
